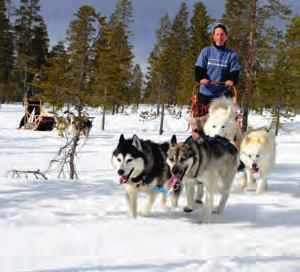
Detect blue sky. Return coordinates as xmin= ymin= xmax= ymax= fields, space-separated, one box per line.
xmin=11 ymin=0 xmax=300 ymax=73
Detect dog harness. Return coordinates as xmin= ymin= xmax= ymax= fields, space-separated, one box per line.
xmin=198 ymin=135 xmax=238 ymax=155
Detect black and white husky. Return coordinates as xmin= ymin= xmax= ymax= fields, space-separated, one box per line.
xmin=111 ymin=134 xmax=182 ymax=218
xmin=167 ymin=135 xmax=239 ymax=223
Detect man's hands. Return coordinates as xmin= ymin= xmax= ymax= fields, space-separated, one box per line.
xmin=200 ymin=79 xmax=234 ymax=87
xmin=225 ymin=80 xmax=234 ymax=87
xmin=200 ymin=79 xmax=209 ymax=85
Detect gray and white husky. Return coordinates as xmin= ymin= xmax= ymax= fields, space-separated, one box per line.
xmin=167 ymin=135 xmax=239 ymax=223
xmin=111 ymin=134 xmax=182 ymax=218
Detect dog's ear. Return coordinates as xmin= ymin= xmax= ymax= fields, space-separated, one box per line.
xmin=208 ymin=105 xmax=216 ymax=115
xmin=132 ymin=135 xmax=142 ymax=151
xmin=244 ymin=135 xmax=251 ymax=145
xmin=118 ymin=134 xmax=125 ymax=145
xmin=171 ymin=134 xmax=177 ymax=146
xmin=226 ymin=106 xmax=233 ymax=117
xmin=258 ymin=137 xmax=266 ymax=145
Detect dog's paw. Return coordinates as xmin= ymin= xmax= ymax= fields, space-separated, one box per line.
xmin=197 ymin=218 xmax=210 ymax=224
xmin=236 ymin=178 xmax=247 ymax=192
xmin=256 ymin=186 xmax=266 ymax=194
xmin=128 ymin=213 xmax=137 ymax=219
xmin=212 ymin=209 xmax=221 ymax=214
xmin=183 ymin=206 xmax=194 ymax=213
xmin=256 ymin=181 xmax=267 ymax=194
xmin=140 ymin=210 xmax=150 ymax=217
xmin=195 ymin=198 xmax=203 ymax=204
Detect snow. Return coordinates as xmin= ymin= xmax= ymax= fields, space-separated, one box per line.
xmin=0 ymin=104 xmax=299 ymax=272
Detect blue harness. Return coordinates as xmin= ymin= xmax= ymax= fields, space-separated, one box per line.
xmin=148 ymin=185 xmax=170 ymax=195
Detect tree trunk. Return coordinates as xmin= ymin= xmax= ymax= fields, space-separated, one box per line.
xmin=242 ymin=0 xmax=257 ymax=131
xmin=275 ymin=107 xmax=280 ymax=136
xmin=156 ymin=90 xmax=161 ymax=115
xmin=102 ymin=84 xmax=107 ymax=131
xmin=159 ymin=103 xmax=165 ymax=135
xmin=102 ymin=106 xmax=106 ymax=131
xmin=69 ymin=135 xmax=79 ymax=179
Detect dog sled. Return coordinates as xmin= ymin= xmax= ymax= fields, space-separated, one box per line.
xmin=190 ymin=81 xmax=239 ymax=117
xmin=20 ymin=99 xmax=55 ymax=131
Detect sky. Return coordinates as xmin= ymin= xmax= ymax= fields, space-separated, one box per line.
xmin=10 ymin=0 xmax=300 ymax=73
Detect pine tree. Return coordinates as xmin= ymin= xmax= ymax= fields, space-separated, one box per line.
xmin=14 ymin=0 xmax=49 ymax=87
xmin=284 ymin=15 xmax=300 ymax=110
xmin=107 ymin=0 xmax=134 ymax=112
xmin=91 ymin=23 xmax=116 ymax=129
xmin=166 ymin=2 xmax=189 ymax=104
xmin=66 ymin=5 xmax=105 ymax=113
xmin=255 ymin=15 xmax=300 ymax=135
xmin=109 ymin=0 xmax=133 ymax=34
xmin=48 ymin=41 xmax=66 ymax=58
xmin=222 ymin=0 xmax=291 ymax=130
xmin=177 ymin=2 xmax=211 ymax=105
xmin=38 ymin=50 xmax=70 ymax=110
xmin=0 ymin=0 xmax=14 ymax=102
xmin=129 ymin=64 xmax=143 ymax=109
xmin=144 ymin=13 xmax=171 ymax=108
xmin=31 ymin=19 xmax=49 ymax=68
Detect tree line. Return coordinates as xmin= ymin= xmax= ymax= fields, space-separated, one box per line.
xmin=0 ymin=0 xmax=299 ymax=131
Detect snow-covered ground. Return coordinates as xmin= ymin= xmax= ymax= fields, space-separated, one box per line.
xmin=0 ymin=104 xmax=299 ymax=272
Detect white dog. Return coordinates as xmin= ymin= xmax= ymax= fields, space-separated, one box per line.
xmin=239 ymin=128 xmax=276 ymax=194
xmin=204 ymin=97 xmax=242 ymax=147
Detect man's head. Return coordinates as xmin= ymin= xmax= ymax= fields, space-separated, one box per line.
xmin=213 ymin=23 xmax=228 ymax=46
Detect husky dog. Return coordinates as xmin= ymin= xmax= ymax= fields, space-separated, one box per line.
xmin=69 ymin=112 xmax=93 ymax=137
xmin=239 ymin=128 xmax=276 ymax=194
xmin=111 ymin=134 xmax=182 ymax=218
xmin=204 ymin=97 xmax=241 ymax=147
xmin=167 ymin=135 xmax=239 ymax=223
xmin=53 ymin=113 xmax=69 ymax=138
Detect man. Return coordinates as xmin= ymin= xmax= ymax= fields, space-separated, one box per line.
xmin=194 ymin=24 xmax=245 ymax=172
xmin=195 ymin=23 xmax=240 ymax=117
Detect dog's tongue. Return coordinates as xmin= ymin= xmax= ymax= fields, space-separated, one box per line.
xmin=119 ymin=176 xmax=127 ymax=184
xmin=251 ymin=167 xmax=259 ymax=173
xmin=168 ymin=175 xmax=180 ymax=187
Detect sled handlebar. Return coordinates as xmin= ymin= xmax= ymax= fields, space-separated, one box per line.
xmin=207 ymin=81 xmax=238 ymax=104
